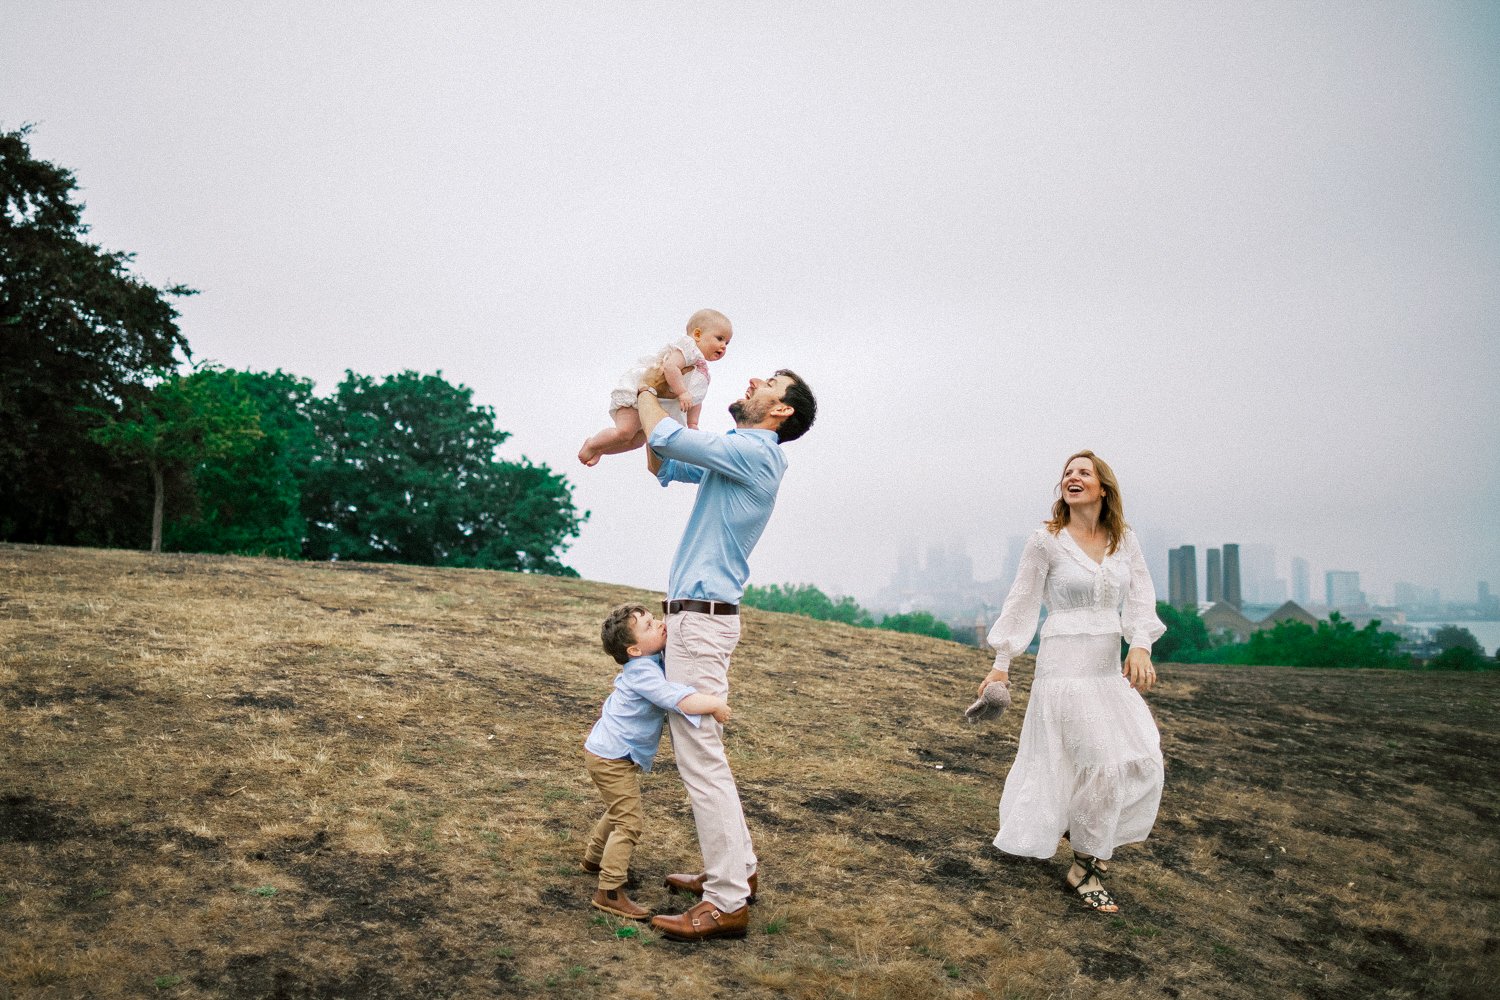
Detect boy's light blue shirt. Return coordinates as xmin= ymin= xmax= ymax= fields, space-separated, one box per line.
xmin=650 ymin=422 xmax=787 ymax=604
xmin=584 ymin=653 xmax=701 ymax=772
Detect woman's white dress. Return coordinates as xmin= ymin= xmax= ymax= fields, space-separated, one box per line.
xmin=987 ymin=526 xmax=1166 ymax=861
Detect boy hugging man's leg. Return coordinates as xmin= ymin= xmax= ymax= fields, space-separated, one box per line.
xmin=582 ymin=603 xmax=730 ymax=920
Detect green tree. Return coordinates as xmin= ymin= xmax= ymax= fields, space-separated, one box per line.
xmin=1431 ymin=625 xmax=1483 ymax=655
xmin=1153 ymin=601 xmax=1212 ymax=662
xmin=878 ymin=611 xmax=954 ymax=641
xmin=165 ymin=369 xmax=318 ymax=557
xmin=1205 ymin=612 xmax=1407 ymax=669
xmin=1 ymin=125 xmax=193 ymax=545
xmin=742 ymin=583 xmax=876 ymax=627
xmin=89 ymin=367 xmax=263 ymax=553
xmin=1427 ymin=646 xmax=1491 ymax=671
xmin=303 ymin=370 xmax=586 ymax=573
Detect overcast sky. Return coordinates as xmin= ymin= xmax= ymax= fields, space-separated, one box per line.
xmin=6 ymin=2 xmax=1497 ymax=607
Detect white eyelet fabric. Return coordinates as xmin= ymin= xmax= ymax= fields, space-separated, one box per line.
xmin=986 ymin=527 xmax=1166 ymax=861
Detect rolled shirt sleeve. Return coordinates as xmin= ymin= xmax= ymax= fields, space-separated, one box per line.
xmin=620 ymin=657 xmax=703 ymax=723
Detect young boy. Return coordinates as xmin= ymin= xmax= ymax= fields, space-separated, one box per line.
xmin=582 ymin=602 xmax=730 ymax=920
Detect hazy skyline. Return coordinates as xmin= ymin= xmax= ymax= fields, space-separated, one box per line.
xmin=6 ymin=2 xmax=1497 ymax=606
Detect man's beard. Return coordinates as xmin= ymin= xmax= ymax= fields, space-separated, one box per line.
xmin=728 ymin=397 xmax=763 ymax=426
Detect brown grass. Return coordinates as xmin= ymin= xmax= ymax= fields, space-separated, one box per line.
xmin=2 ymin=543 xmax=1497 ymax=999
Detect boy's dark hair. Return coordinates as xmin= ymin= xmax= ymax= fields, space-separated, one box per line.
xmin=775 ymin=369 xmax=817 ymax=443
xmin=601 ymin=603 xmax=648 ymax=665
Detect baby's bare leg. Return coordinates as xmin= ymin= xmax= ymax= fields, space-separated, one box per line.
xmin=579 ymin=407 xmax=644 ymax=466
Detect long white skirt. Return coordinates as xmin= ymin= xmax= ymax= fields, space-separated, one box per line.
xmin=993 ymin=631 xmax=1162 ymax=861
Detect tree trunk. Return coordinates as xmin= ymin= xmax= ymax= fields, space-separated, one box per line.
xmin=150 ymin=461 xmax=164 ymax=554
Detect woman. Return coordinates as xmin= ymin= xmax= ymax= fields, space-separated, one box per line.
xmin=978 ymin=449 xmax=1165 ymax=913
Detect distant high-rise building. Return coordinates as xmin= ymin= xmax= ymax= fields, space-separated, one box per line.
xmin=1291 ymin=557 xmax=1310 ymax=605
xmin=1326 ymin=571 xmax=1363 ymax=609
xmin=1205 ymin=548 xmax=1222 ymax=603
xmin=1394 ymin=582 xmax=1440 ymax=610
xmin=1168 ymin=545 xmax=1198 ymax=609
xmin=1480 ymin=581 xmax=1499 ymax=616
xmin=1222 ymin=544 xmax=1242 ymax=609
xmin=1240 ymin=544 xmax=1278 ymax=604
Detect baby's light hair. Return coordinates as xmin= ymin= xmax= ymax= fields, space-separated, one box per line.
xmin=686 ymin=308 xmax=731 ymax=337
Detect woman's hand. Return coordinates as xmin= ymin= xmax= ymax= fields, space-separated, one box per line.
xmin=978 ymin=669 xmax=1008 ymax=698
xmin=1123 ymin=648 xmax=1157 ymax=692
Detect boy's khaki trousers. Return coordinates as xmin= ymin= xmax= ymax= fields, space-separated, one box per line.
xmin=583 ymin=751 xmax=644 ymax=890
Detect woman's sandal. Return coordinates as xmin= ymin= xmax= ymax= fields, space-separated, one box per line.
xmin=1067 ymin=854 xmax=1120 ymax=913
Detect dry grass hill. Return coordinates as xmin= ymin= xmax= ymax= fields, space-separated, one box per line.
xmin=2 ymin=544 xmax=1497 ymax=999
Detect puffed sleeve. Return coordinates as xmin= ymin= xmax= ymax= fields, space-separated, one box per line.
xmin=1120 ymin=530 xmax=1166 ymax=650
xmin=986 ymin=530 xmax=1050 ymax=672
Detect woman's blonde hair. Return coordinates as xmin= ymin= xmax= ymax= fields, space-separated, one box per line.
xmin=1044 ymin=449 xmax=1128 ymax=555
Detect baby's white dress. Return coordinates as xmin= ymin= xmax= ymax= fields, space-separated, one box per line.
xmin=609 ymin=335 xmax=710 ymax=417
xmin=986 ymin=526 xmax=1166 ymax=861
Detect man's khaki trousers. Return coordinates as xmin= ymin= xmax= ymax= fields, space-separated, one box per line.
xmin=664 ymin=610 xmax=757 ymax=911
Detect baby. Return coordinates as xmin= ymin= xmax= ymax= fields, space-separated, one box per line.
xmin=578 ymin=308 xmax=732 ymax=466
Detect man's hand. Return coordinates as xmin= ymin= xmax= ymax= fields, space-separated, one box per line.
xmin=640 ymin=365 xmax=669 ymax=395
xmin=1123 ymin=648 xmax=1157 ymax=692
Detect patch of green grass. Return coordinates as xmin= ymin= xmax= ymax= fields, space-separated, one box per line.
xmin=764 ymin=916 xmax=788 ymax=935
xmin=153 ymin=974 xmax=182 ymax=989
xmin=486 ymin=946 xmax=514 ymax=959
xmin=615 ymin=925 xmax=639 ymax=939
xmin=250 ymin=885 xmax=277 ymax=898
xmin=89 ymin=888 xmax=110 ymax=900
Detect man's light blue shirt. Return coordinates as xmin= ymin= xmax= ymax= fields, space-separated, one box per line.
xmin=584 ymin=653 xmax=701 ymax=772
xmin=650 ymin=422 xmax=787 ymax=604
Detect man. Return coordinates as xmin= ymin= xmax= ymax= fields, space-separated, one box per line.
xmin=634 ymin=369 xmax=816 ymax=942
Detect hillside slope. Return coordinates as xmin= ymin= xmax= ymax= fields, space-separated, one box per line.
xmin=2 ymin=544 xmax=1497 ymax=999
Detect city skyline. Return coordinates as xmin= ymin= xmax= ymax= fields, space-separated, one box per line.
xmin=5 ymin=4 xmax=1496 ymax=604
xmin=856 ymin=531 xmax=1495 ymax=621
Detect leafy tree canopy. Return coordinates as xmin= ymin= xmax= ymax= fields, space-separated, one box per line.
xmin=302 ymin=370 xmax=586 ymax=573
xmin=1153 ymin=601 xmax=1213 ymax=663
xmin=1432 ymin=625 xmax=1483 ymax=655
xmin=164 ymin=369 xmax=316 ymax=558
xmin=1 ymin=125 xmax=192 ymax=544
xmin=88 ymin=366 xmax=263 ymax=552
xmin=1198 ymin=612 xmax=1408 ymax=669
xmin=742 ymin=583 xmax=876 ymax=627
xmin=878 ymin=611 xmax=953 ymax=641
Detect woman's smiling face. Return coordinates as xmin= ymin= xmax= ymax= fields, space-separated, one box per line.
xmin=1060 ymin=457 xmax=1102 ymax=507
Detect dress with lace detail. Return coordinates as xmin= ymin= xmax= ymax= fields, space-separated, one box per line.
xmin=609 ymin=335 xmax=710 ymax=417
xmin=986 ymin=526 xmax=1166 ymax=861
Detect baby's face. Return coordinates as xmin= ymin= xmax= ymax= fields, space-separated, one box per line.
xmin=630 ymin=611 xmax=668 ymax=656
xmin=694 ymin=324 xmax=732 ymax=362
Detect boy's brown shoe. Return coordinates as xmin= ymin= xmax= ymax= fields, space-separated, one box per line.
xmin=664 ymin=870 xmax=758 ymax=903
xmin=591 ymin=887 xmax=650 ymax=921
xmin=650 ymin=900 xmax=749 ymax=942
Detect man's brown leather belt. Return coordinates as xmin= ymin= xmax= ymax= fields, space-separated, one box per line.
xmin=662 ymin=599 xmax=740 ymax=616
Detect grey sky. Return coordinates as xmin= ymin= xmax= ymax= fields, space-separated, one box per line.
xmin=6 ymin=2 xmax=1497 ymax=606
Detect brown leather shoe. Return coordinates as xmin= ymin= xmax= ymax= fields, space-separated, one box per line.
xmin=591 ymin=887 xmax=650 ymax=921
xmin=663 ymin=870 xmax=758 ymax=903
xmin=650 ymin=899 xmax=749 ymax=941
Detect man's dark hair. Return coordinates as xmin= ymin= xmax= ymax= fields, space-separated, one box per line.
xmin=601 ymin=603 xmax=648 ymax=665
xmin=775 ymin=369 xmax=816 ymax=443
